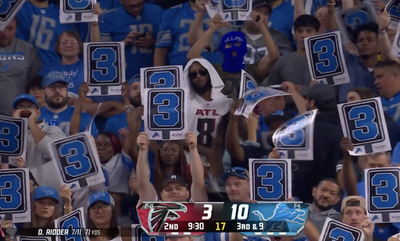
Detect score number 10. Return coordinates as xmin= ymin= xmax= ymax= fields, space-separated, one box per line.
xmin=201 ymin=204 xmax=250 ymax=230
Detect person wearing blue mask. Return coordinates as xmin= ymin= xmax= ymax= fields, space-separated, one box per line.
xmin=188 ymin=11 xmax=278 ymax=99
xmin=38 ymin=71 xmax=99 ymax=138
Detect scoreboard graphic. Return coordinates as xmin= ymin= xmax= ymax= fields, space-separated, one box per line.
xmin=136 ymin=202 xmax=308 ymax=236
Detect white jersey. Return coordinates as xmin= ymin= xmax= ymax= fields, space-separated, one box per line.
xmin=188 ymin=94 xmax=233 ymax=148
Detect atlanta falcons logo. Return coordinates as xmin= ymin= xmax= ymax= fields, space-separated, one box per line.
xmin=144 ymin=203 xmax=187 ymax=232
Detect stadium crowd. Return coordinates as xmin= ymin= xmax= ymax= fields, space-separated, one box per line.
xmin=2 ymin=0 xmax=400 ymax=240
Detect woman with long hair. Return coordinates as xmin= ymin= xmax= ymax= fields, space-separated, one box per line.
xmin=86 ymin=192 xmax=129 ymax=241
xmin=1 ymin=186 xmax=72 ymax=240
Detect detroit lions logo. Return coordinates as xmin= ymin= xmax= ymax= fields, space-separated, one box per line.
xmin=143 ymin=203 xmax=187 ymax=232
xmin=43 ymin=188 xmax=55 ymax=195
xmin=252 ymin=203 xmax=306 ymax=225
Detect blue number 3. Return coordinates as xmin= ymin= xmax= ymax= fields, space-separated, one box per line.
xmin=68 ymin=0 xmax=90 ymax=9
xmin=313 ymin=39 xmax=338 ymax=75
xmin=61 ymin=216 xmax=83 ymax=241
xmin=0 ymin=121 xmax=20 ymax=153
xmin=92 ymin=48 xmax=118 ymax=82
xmin=0 ymin=0 xmax=17 ymax=15
xmin=60 ymin=140 xmax=92 ymax=178
xmin=153 ymin=93 xmax=180 ymax=127
xmin=257 ymin=165 xmax=283 ymax=200
xmin=372 ymin=173 xmax=399 ymax=209
xmin=329 ymin=227 xmax=355 ymax=241
xmin=149 ymin=71 xmax=176 ymax=88
xmin=348 ymin=105 xmax=379 ymax=142
xmin=279 ymin=116 xmax=306 ymax=146
xmin=0 ymin=174 xmax=22 ymax=210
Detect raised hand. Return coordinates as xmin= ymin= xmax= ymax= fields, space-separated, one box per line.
xmin=185 ymin=132 xmax=197 ymax=150
xmin=137 ymin=132 xmax=150 ymax=150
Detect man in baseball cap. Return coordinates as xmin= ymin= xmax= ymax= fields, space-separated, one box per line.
xmin=302 ymin=83 xmax=337 ymax=111
xmin=12 ymin=94 xmax=39 ymax=118
xmin=341 ymin=196 xmax=377 ymax=241
xmin=222 ymin=167 xmax=251 ymax=203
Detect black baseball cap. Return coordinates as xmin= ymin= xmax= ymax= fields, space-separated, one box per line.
xmin=301 ymin=83 xmax=337 ymax=110
xmin=253 ymin=0 xmax=273 ymax=13
xmin=160 ymin=175 xmax=188 ymax=190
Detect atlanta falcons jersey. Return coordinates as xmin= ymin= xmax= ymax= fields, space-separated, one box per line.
xmin=188 ymin=94 xmax=233 ymax=148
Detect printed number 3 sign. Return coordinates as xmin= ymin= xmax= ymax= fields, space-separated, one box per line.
xmin=144 ymin=88 xmax=188 ymax=141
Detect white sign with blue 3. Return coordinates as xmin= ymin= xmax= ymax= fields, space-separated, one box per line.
xmin=337 ymin=97 xmax=391 ymax=156
xmin=365 ymin=167 xmax=400 ymax=223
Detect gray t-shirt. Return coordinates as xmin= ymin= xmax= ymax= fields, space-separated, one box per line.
xmin=0 ymin=38 xmax=42 ymax=115
xmin=263 ymin=51 xmax=312 ymax=87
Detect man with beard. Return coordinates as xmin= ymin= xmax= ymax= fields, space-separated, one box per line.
xmin=38 ymin=71 xmax=98 ymax=138
xmin=184 ymin=58 xmax=232 ymax=154
xmin=295 ymin=178 xmax=341 ymax=240
xmin=104 ymin=74 xmax=143 ymax=138
xmin=15 ymin=0 xmax=88 ymax=65
xmin=11 ymin=94 xmax=65 ymax=192
xmin=0 ymin=18 xmax=42 ymax=116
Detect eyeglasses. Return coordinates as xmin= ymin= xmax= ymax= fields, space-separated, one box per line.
xmin=160 ymin=148 xmax=179 ymax=154
xmin=60 ymin=40 xmax=78 ymax=46
xmin=188 ymin=69 xmax=208 ymax=79
xmin=96 ymin=142 xmax=113 ymax=149
xmin=90 ymin=204 xmax=111 ymax=212
xmin=46 ymin=84 xmax=67 ymax=91
xmin=16 ymin=105 xmax=37 ymax=110
xmin=227 ymin=167 xmax=249 ymax=180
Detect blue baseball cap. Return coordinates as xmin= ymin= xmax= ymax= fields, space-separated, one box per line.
xmin=33 ymin=186 xmax=60 ymax=203
xmin=42 ymin=71 xmax=68 ymax=88
xmin=12 ymin=94 xmax=39 ymax=110
xmin=128 ymin=74 xmax=140 ymax=85
xmin=88 ymin=192 xmax=115 ymax=208
xmin=221 ymin=167 xmax=249 ymax=181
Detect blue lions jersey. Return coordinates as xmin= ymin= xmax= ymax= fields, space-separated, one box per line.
xmin=97 ymin=0 xmax=120 ymax=12
xmin=16 ymin=2 xmax=88 ymax=65
xmin=269 ymin=1 xmax=294 ymax=43
xmin=382 ymin=92 xmax=400 ymax=126
xmin=38 ymin=60 xmax=84 ymax=95
xmin=39 ymin=106 xmax=99 ymax=138
xmin=99 ymin=4 xmax=164 ymax=79
xmin=155 ymin=2 xmax=222 ymax=66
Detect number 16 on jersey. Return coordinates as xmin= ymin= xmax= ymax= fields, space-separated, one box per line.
xmin=144 ymin=88 xmax=188 ymax=140
xmin=304 ymin=31 xmax=350 ymax=86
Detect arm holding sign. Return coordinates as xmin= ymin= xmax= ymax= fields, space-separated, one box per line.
xmin=90 ymin=3 xmax=102 ymax=42
xmin=136 ymin=133 xmax=158 ymax=204
xmin=28 ymin=109 xmax=46 ymax=145
xmin=188 ymin=0 xmax=207 ymax=46
xmin=252 ymin=12 xmax=279 ymax=78
xmin=70 ymin=82 xmax=88 ymax=135
xmin=282 ymin=81 xmax=306 ymax=114
xmin=378 ymin=11 xmax=400 ymax=63
xmin=361 ymin=218 xmax=375 ymax=241
xmin=122 ymin=82 xmax=140 ymax=162
xmin=186 ymin=132 xmax=208 ymax=202
xmin=225 ymin=102 xmax=245 ymax=162
xmin=338 ymin=137 xmax=359 ymax=195
xmin=327 ymin=0 xmax=338 ymax=31
xmin=187 ymin=14 xmax=228 ymax=60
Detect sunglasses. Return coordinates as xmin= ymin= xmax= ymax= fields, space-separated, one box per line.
xmin=188 ymin=69 xmax=208 ymax=79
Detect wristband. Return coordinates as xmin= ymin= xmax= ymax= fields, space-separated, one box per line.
xmin=92 ymin=23 xmax=98 ymax=27
xmin=124 ymin=105 xmax=135 ymax=113
xmin=327 ymin=2 xmax=335 ymax=5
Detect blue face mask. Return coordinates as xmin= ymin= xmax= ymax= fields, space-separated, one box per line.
xmin=220 ymin=31 xmax=247 ymax=73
